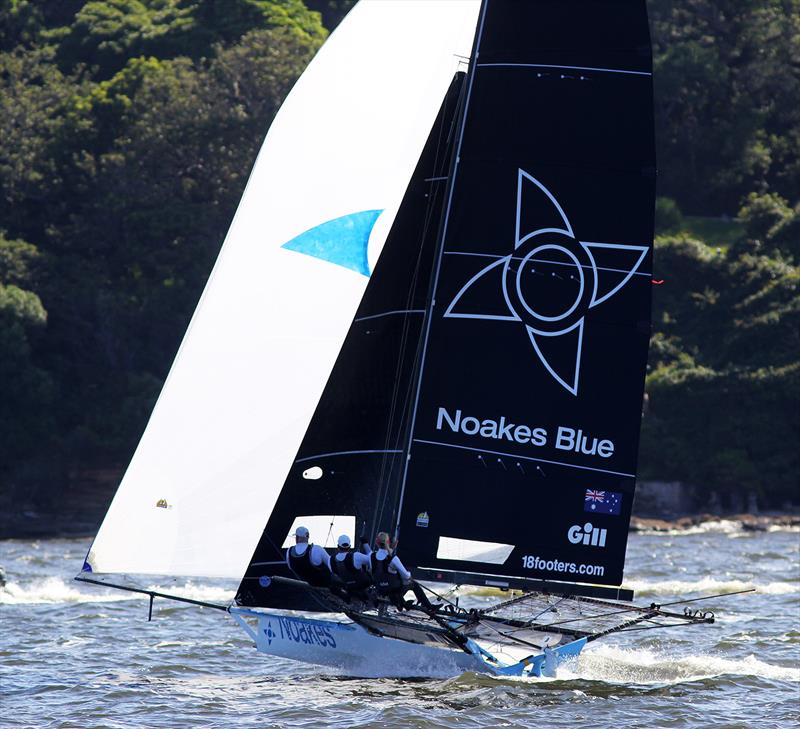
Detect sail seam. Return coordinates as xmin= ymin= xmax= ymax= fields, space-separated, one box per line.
xmin=294 ymin=449 xmax=402 ymax=464
xmin=412 ymin=438 xmax=635 ymax=478
xmin=444 ymin=250 xmax=652 ymax=277
xmin=477 ymin=63 xmax=651 ymax=77
xmin=354 ymin=309 xmax=425 ymax=322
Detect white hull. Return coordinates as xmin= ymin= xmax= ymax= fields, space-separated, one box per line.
xmin=231 ymin=608 xmax=586 ymax=678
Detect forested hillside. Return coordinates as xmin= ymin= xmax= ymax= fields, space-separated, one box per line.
xmin=0 ymin=0 xmax=796 ymax=527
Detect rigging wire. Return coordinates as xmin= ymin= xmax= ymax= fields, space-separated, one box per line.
xmin=369 ymin=73 xmax=468 ymax=539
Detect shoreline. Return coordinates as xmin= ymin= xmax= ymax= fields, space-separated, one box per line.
xmin=630 ymin=512 xmax=800 ymax=532
xmin=0 ymin=511 xmax=797 ymax=541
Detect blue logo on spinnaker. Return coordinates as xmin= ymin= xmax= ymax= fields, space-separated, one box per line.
xmin=281 ymin=210 xmax=383 ymax=277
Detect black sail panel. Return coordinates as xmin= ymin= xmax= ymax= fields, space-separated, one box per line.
xmin=396 ymin=0 xmax=655 ymax=587
xmin=235 ymin=75 xmax=465 ymax=608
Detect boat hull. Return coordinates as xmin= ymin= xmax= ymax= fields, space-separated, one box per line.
xmin=232 ymin=608 xmax=486 ymax=676
xmin=230 ymin=607 xmax=586 ymax=678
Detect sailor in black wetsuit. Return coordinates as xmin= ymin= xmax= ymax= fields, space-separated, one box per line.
xmin=330 ymin=534 xmax=372 ymax=599
xmin=285 ymin=525 xmax=332 ymax=587
xmin=368 ymin=531 xmax=435 ymax=611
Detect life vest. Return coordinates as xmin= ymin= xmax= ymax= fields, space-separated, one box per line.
xmin=370 ymin=552 xmax=403 ymax=593
xmin=287 ymin=544 xmax=331 ymax=587
xmin=332 ymin=552 xmax=370 ymax=588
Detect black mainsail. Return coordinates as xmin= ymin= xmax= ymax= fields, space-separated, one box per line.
xmin=238 ymin=0 xmax=655 ymax=606
xmin=394 ymin=0 xmax=655 ymax=588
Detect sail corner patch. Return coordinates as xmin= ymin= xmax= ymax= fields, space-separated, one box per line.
xmin=436 ymin=536 xmax=514 ymax=565
xmin=281 ymin=210 xmax=383 ymax=277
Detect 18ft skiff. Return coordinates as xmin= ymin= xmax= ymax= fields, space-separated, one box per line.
xmin=78 ymin=0 xmax=725 ymax=678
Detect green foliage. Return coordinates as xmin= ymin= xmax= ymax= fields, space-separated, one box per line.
xmin=0 ymin=13 xmax=322 ymax=474
xmin=0 ymin=0 xmax=40 ymax=51
xmin=56 ymin=0 xmax=190 ymax=78
xmin=0 ymin=282 xmax=53 ymax=465
xmin=0 ymin=47 xmax=85 ymax=236
xmin=0 ymin=1 xmax=797 ymax=510
xmin=54 ymin=0 xmax=326 ymax=78
xmin=737 ymin=192 xmax=800 ymax=260
xmin=304 ymin=0 xmax=356 ymax=30
xmin=649 ymin=0 xmax=800 ymax=214
xmin=642 ymin=229 xmax=799 ymax=504
xmin=655 ymin=197 xmax=684 ymax=234
xmin=681 ymin=216 xmax=744 ymax=252
xmin=0 ymin=231 xmax=40 ymax=286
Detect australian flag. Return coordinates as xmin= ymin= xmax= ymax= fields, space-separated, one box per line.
xmin=584 ymin=489 xmax=622 ymax=515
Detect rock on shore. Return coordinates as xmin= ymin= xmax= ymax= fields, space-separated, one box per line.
xmin=630 ymin=513 xmax=800 ymax=532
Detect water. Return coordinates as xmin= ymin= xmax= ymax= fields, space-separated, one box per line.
xmin=1 ymin=525 xmax=798 ymax=727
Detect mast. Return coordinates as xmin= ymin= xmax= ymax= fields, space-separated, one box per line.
xmin=392 ymin=0 xmax=490 ymax=541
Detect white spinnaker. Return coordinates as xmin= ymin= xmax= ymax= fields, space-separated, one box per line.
xmin=86 ymin=1 xmax=480 ymax=578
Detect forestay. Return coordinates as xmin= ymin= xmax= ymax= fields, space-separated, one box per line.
xmin=83 ymin=1 xmax=482 ymax=578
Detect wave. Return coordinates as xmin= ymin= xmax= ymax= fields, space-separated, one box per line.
xmin=622 ymin=577 xmax=798 ymax=596
xmin=451 ymin=644 xmax=800 ymax=688
xmin=635 ymin=519 xmax=743 ymax=536
xmin=768 ymin=524 xmax=800 ymax=533
xmin=0 ymin=576 xmax=130 ymax=605
xmin=0 ymin=576 xmax=235 ymax=605
xmin=566 ymin=644 xmax=800 ymax=684
xmin=635 ymin=519 xmax=800 ymax=536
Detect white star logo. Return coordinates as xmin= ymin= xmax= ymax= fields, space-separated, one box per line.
xmin=444 ymin=170 xmax=649 ymax=395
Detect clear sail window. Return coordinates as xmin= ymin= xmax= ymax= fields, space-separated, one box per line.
xmin=436 ymin=536 xmax=515 ymax=565
xmin=281 ymin=515 xmax=356 ymax=549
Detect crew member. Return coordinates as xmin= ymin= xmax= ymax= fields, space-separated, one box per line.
xmin=285 ymin=525 xmax=332 ymax=587
xmin=369 ymin=531 xmax=435 ymax=611
xmin=331 ymin=534 xmax=372 ymax=599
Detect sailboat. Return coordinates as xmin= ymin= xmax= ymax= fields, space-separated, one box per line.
xmin=77 ymin=0 xmax=716 ymax=677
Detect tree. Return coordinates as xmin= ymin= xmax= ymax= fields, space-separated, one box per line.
xmin=649 ymin=0 xmax=800 ymax=213
xmin=641 ymin=229 xmax=799 ymax=504
xmin=54 ymin=0 xmax=327 ymax=78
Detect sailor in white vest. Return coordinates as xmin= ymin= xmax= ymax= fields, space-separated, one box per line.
xmin=285 ymin=525 xmax=332 ymax=587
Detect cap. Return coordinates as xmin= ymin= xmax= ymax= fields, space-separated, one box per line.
xmin=294 ymin=526 xmax=309 ymax=538
xmin=337 ymin=534 xmax=351 ymax=548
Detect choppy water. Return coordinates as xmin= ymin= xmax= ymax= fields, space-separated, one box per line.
xmin=1 ymin=525 xmax=798 ymax=728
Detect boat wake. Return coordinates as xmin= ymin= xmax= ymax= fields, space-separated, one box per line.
xmin=563 ymin=644 xmax=800 ymax=685
xmin=0 ymin=576 xmax=128 ymax=605
xmin=447 ymin=644 xmax=800 ymax=689
xmin=0 ymin=576 xmax=235 ymax=605
xmin=621 ymin=577 xmax=798 ymax=596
